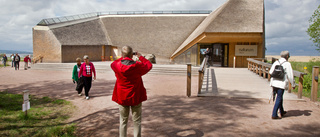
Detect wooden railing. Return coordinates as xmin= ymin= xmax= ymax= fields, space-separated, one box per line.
xmin=247 ymin=58 xmax=307 ymax=99
xmin=198 ymin=56 xmax=208 ymax=94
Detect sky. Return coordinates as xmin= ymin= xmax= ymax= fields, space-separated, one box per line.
xmin=0 ymin=0 xmax=319 ymax=56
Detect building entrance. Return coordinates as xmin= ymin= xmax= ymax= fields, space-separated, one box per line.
xmin=200 ymin=43 xmax=228 ymax=67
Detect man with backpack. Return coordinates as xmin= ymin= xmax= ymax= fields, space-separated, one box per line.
xmin=269 ymin=51 xmax=295 ymax=120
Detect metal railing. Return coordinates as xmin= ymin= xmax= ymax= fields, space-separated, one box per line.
xmin=37 ymin=10 xmax=212 ymax=26
xmin=198 ymin=56 xmax=209 ymax=94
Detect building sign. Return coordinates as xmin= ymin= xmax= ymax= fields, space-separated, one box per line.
xmin=235 ymin=45 xmax=258 ymax=56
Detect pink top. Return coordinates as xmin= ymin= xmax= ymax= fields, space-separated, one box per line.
xmin=78 ymin=62 xmax=96 ymax=78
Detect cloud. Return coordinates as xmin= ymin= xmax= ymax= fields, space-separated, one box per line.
xmin=0 ymin=0 xmax=319 ymax=56
xmin=265 ymin=0 xmax=320 ymax=56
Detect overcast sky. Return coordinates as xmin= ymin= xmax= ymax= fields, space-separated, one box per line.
xmin=0 ymin=0 xmax=319 ymax=56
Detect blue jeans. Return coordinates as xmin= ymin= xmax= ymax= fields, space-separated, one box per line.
xmin=272 ymin=87 xmax=285 ymax=117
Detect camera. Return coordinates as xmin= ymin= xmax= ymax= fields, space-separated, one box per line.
xmin=133 ymin=52 xmax=137 ymax=55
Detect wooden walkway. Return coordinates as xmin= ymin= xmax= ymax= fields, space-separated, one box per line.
xmin=198 ymin=67 xmax=301 ymax=100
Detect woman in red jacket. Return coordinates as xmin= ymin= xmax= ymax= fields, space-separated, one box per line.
xmin=111 ymin=46 xmax=152 ymax=137
xmin=78 ymin=55 xmax=96 ymax=100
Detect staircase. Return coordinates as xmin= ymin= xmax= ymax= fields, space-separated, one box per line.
xmin=31 ymin=62 xmax=199 ymax=75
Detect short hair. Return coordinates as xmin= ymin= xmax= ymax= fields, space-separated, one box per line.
xmin=83 ymin=55 xmax=89 ymax=59
xmin=280 ymin=51 xmax=290 ymax=58
xmin=76 ymin=58 xmax=81 ymax=62
xmin=121 ymin=46 xmax=133 ymax=58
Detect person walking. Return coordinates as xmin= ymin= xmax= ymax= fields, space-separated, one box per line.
xmin=111 ymin=46 xmax=152 ymax=137
xmin=2 ymin=54 xmax=7 ymax=67
xmin=73 ymin=58 xmax=84 ymax=96
xmin=78 ymin=55 xmax=96 ymax=100
xmin=13 ymin=53 xmax=20 ymax=70
xmin=10 ymin=54 xmax=14 ymax=67
xmin=269 ymin=51 xmax=295 ymax=120
xmin=23 ymin=55 xmax=31 ymax=70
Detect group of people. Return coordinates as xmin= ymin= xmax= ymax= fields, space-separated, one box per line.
xmin=69 ymin=46 xmax=294 ymax=136
xmin=71 ymin=46 xmax=152 ymax=137
xmin=1 ymin=53 xmax=32 ymax=70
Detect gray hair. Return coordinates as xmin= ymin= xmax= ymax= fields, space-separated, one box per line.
xmin=121 ymin=46 xmax=133 ymax=58
xmin=83 ymin=55 xmax=89 ymax=59
xmin=280 ymin=51 xmax=290 ymax=58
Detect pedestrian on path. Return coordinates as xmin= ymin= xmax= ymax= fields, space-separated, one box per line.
xmin=269 ymin=51 xmax=295 ymax=120
xmin=2 ymin=54 xmax=7 ymax=67
xmin=13 ymin=53 xmax=20 ymax=70
xmin=78 ymin=55 xmax=96 ymax=100
xmin=111 ymin=46 xmax=152 ymax=137
xmin=10 ymin=54 xmax=14 ymax=67
xmin=73 ymin=58 xmax=84 ymax=96
xmin=23 ymin=55 xmax=31 ymax=70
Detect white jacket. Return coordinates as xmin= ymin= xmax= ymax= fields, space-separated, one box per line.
xmin=269 ymin=58 xmax=295 ymax=90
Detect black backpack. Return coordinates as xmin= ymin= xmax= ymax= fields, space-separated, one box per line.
xmin=271 ymin=61 xmax=286 ymax=79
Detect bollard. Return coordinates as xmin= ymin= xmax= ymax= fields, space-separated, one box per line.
xmin=22 ymin=90 xmax=30 ymax=117
xmin=311 ymin=66 xmax=319 ymax=102
xmin=187 ymin=64 xmax=191 ymax=97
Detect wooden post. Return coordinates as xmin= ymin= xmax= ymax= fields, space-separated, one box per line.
xmin=263 ymin=66 xmax=266 ymax=78
xmin=311 ymin=66 xmax=319 ymax=102
xmin=256 ymin=64 xmax=259 ymax=74
xmin=268 ymin=67 xmax=271 ymax=81
xmin=187 ymin=64 xmax=191 ymax=97
xmin=198 ymin=72 xmax=203 ymax=94
xmin=298 ymin=74 xmax=303 ymax=99
xmin=259 ymin=65 xmax=262 ymax=77
xmin=288 ymin=82 xmax=292 ymax=93
xmin=102 ymin=45 xmax=106 ymax=61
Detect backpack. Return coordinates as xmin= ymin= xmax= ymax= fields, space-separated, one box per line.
xmin=15 ymin=56 xmax=19 ymax=62
xmin=271 ymin=61 xmax=286 ymax=79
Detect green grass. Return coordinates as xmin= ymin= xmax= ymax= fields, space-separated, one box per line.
xmin=0 ymin=91 xmax=76 ymax=136
xmin=290 ymin=59 xmax=320 ymax=101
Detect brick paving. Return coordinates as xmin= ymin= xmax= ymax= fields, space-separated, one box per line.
xmin=0 ymin=65 xmax=319 ymax=137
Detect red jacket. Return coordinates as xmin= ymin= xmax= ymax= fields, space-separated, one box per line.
xmin=78 ymin=62 xmax=96 ymax=78
xmin=111 ymin=56 xmax=152 ymax=106
xmin=24 ymin=56 xmax=31 ymax=62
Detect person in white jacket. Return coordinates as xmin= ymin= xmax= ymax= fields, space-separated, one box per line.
xmin=269 ymin=51 xmax=295 ymax=119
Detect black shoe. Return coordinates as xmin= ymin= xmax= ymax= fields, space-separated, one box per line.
xmin=281 ymin=111 xmax=287 ymax=117
xmin=272 ymin=116 xmax=282 ymax=120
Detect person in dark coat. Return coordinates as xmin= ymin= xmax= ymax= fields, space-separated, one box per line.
xmin=13 ymin=53 xmax=20 ymax=70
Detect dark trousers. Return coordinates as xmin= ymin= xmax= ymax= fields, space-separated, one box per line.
xmin=11 ymin=61 xmax=14 ymax=67
xmin=83 ymin=76 xmax=92 ymax=97
xmin=272 ymin=87 xmax=285 ymax=117
xmin=76 ymin=77 xmax=84 ymax=94
xmin=14 ymin=61 xmax=19 ymax=70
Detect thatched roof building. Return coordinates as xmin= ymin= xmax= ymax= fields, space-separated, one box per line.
xmin=33 ymin=0 xmax=264 ymax=67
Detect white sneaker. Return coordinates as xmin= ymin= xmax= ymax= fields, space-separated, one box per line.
xmin=85 ymin=96 xmax=89 ymax=100
xmin=78 ymin=93 xmax=82 ymax=96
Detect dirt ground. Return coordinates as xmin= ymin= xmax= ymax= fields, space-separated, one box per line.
xmin=1 ymin=66 xmax=320 ymax=137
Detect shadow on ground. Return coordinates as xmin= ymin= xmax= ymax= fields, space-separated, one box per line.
xmin=70 ymin=95 xmax=320 ymax=137
xmin=2 ymin=79 xmax=115 ymax=100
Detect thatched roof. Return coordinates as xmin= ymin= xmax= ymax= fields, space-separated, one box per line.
xmin=100 ymin=15 xmax=207 ymax=58
xmin=171 ymin=0 xmax=264 ymax=58
xmin=51 ymin=18 xmax=112 ymax=45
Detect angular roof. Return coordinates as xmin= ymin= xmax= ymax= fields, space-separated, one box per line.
xmin=51 ymin=19 xmax=112 ymax=45
xmin=171 ymin=0 xmax=264 ymax=59
xmin=100 ymin=14 xmax=207 ymax=58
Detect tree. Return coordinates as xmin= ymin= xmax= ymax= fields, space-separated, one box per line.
xmin=307 ymin=5 xmax=320 ymax=51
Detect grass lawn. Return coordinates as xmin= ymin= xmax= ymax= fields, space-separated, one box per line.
xmin=291 ymin=60 xmax=320 ymax=101
xmin=0 ymin=91 xmax=76 ymax=137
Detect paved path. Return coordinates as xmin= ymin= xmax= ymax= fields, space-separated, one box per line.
xmin=0 ymin=65 xmax=319 ymax=137
xmin=199 ymin=68 xmax=301 ymax=101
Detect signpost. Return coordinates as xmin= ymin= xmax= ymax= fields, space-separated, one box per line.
xmin=22 ymin=90 xmax=30 ymax=116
